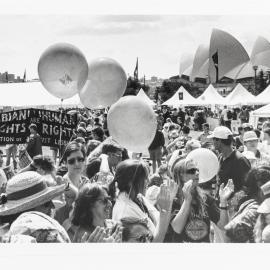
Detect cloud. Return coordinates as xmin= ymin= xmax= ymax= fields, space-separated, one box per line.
xmin=97 ymin=15 xmax=162 ymax=23
xmin=60 ymin=20 xmax=160 ymax=36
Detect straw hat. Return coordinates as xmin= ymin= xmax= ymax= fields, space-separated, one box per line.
xmin=0 ymin=171 xmax=65 ymax=216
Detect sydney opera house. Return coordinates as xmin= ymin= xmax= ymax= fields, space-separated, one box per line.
xmin=179 ymin=28 xmax=270 ymax=95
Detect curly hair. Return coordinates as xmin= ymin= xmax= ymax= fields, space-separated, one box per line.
xmin=71 ymin=183 xmax=106 ymax=228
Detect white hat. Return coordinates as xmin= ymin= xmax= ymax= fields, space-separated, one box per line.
xmin=207 ymin=126 xmax=232 ymax=139
xmin=243 ymin=131 xmax=258 ymax=142
xmin=257 ymin=181 xmax=270 ymax=214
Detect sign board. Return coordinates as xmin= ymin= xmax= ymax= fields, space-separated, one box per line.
xmin=231 ymin=120 xmax=241 ymax=134
xmin=178 ymin=92 xmax=183 ymax=100
xmin=0 ymin=108 xmax=78 ymax=147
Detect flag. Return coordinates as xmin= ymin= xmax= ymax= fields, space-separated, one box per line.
xmin=212 ymin=51 xmax=219 ymax=82
xmin=134 ymin=57 xmax=138 ymax=80
xmin=23 ymin=69 xmax=26 ymax=82
xmin=5 ymin=72 xmax=8 ymax=83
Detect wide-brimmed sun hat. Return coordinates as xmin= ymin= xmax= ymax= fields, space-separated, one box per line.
xmin=0 ymin=171 xmax=65 ymax=216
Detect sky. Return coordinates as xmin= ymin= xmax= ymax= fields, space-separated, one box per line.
xmin=1 ymin=2 xmax=270 ymax=80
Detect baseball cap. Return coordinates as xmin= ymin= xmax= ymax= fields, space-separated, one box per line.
xmin=207 ymin=126 xmax=232 ymax=139
xmin=243 ymin=131 xmax=258 ymax=142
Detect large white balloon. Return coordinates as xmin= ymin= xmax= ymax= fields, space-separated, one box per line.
xmin=107 ymin=96 xmax=157 ymax=153
xmin=38 ymin=43 xmax=88 ymax=99
xmin=186 ymin=148 xmax=219 ymax=183
xmin=78 ymin=57 xmax=127 ymax=109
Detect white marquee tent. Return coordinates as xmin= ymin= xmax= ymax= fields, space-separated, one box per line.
xmin=249 ymin=103 xmax=270 ymax=128
xmin=254 ymin=85 xmax=270 ymax=105
xmin=162 ymin=86 xmax=198 ymax=107
xmin=195 ymin=84 xmax=225 ymax=105
xmin=224 ymin=83 xmax=255 ymax=106
xmin=137 ymin=88 xmax=155 ymax=106
xmin=0 ymin=82 xmax=82 ymax=109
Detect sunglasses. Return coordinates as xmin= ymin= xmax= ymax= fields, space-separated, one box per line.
xmin=67 ymin=157 xmax=85 ymax=165
xmin=97 ymin=196 xmax=111 ymax=205
xmin=131 ymin=233 xmax=153 ymax=243
xmin=186 ymin=168 xmax=199 ymax=174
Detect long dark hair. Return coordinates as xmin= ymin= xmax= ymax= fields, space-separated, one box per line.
xmin=108 ymin=159 xmax=148 ymax=201
xmin=72 ymin=183 xmax=105 ymax=228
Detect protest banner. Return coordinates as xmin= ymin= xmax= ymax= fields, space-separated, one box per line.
xmin=0 ymin=108 xmax=78 ymax=147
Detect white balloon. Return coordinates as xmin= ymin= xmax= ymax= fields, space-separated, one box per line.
xmin=186 ymin=148 xmax=219 ymax=183
xmin=38 ymin=43 xmax=88 ymax=99
xmin=79 ymin=57 xmax=127 ymax=109
xmin=108 ymin=96 xmax=157 ymax=153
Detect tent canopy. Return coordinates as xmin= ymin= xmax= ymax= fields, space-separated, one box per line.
xmin=249 ymin=103 xmax=270 ymax=128
xmin=0 ymin=82 xmax=82 ymax=109
xmin=137 ymin=88 xmax=155 ymax=106
xmin=254 ymin=85 xmax=270 ymax=105
xmin=162 ymin=86 xmax=198 ymax=107
xmin=195 ymin=84 xmax=224 ymax=105
xmin=224 ymin=83 xmax=255 ymax=106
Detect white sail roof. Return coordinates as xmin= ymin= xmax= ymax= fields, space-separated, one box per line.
xmin=195 ymin=84 xmax=225 ymax=105
xmin=0 ymin=82 xmax=82 ymax=108
xmin=181 ymin=64 xmax=193 ymax=77
xmin=209 ymin=28 xmax=250 ymax=83
xmin=251 ymin=36 xmax=270 ymax=68
xmin=137 ymin=88 xmax=155 ymax=106
xmin=224 ymin=83 xmax=255 ymax=106
xmin=190 ymin=44 xmax=209 ymax=81
xmin=162 ymin=86 xmax=198 ymax=107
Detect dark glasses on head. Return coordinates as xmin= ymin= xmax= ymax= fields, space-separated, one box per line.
xmin=131 ymin=233 xmax=153 ymax=243
xmin=97 ymin=196 xmax=111 ymax=205
xmin=186 ymin=168 xmax=199 ymax=174
xmin=67 ymin=157 xmax=85 ymax=165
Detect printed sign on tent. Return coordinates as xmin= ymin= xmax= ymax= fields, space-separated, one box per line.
xmin=178 ymin=92 xmax=183 ymax=100
xmin=0 ymin=108 xmax=78 ymax=147
xmin=231 ymin=120 xmax=241 ymax=134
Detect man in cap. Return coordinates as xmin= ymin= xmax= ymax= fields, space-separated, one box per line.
xmin=242 ymin=131 xmax=270 ymax=166
xmin=208 ymin=126 xmax=251 ymax=192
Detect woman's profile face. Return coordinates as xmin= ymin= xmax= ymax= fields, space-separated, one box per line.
xmin=66 ymin=150 xmax=85 ymax=175
xmin=182 ymin=160 xmax=199 ymax=186
xmin=91 ymin=189 xmax=112 ymax=220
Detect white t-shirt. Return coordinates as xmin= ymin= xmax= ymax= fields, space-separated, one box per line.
xmin=112 ymin=192 xmax=159 ymax=235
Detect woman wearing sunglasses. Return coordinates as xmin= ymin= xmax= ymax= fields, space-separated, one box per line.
xmin=109 ymin=159 xmax=178 ymax=243
xmin=61 ymin=141 xmax=89 ymax=189
xmin=168 ymin=158 xmax=233 ymax=243
xmin=72 ymin=183 xmax=122 ymax=243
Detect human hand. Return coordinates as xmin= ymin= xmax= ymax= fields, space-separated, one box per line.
xmin=81 ymin=226 xmax=106 ymax=243
xmin=156 ymin=184 xmax=171 ymax=212
xmin=182 ymin=179 xmax=196 ymax=203
xmin=165 ymin=178 xmax=179 ymax=202
xmin=219 ymin=179 xmax=234 ymax=203
xmin=103 ymin=225 xmax=123 ymax=243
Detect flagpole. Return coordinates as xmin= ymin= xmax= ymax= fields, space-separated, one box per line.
xmin=58 ymin=99 xmax=63 ymax=164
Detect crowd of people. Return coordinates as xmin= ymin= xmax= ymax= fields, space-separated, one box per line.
xmin=1 ymin=104 xmax=270 ymax=243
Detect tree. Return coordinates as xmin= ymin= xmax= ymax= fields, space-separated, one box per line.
xmin=258 ymin=70 xmax=267 ymax=94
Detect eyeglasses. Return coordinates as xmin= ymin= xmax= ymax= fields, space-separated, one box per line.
xmin=186 ymin=168 xmax=199 ymax=174
xmin=67 ymin=157 xmax=85 ymax=165
xmin=130 ymin=233 xmax=153 ymax=243
xmin=97 ymin=196 xmax=111 ymax=205
xmin=112 ymin=153 xmax=122 ymax=158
